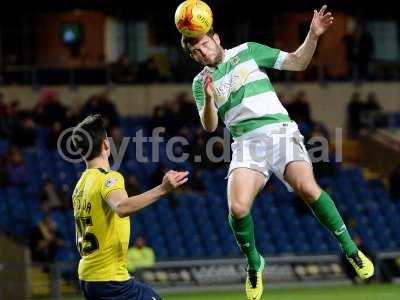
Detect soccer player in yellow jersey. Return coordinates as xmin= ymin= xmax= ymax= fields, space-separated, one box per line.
xmin=71 ymin=114 xmax=188 ymax=300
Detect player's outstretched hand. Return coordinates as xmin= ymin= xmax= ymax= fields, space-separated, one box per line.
xmin=161 ymin=170 xmax=189 ymax=193
xmin=203 ymin=68 xmax=215 ymax=102
xmin=310 ymin=5 xmax=334 ymax=37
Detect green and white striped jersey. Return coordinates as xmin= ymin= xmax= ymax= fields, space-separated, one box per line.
xmin=192 ymin=42 xmax=290 ymax=138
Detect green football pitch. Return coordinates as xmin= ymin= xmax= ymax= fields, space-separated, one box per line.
xmin=62 ymin=283 xmax=400 ymax=300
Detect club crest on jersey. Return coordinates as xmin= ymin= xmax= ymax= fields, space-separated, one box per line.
xmin=105 ymin=177 xmax=117 ymax=188
xmin=230 ymin=56 xmax=240 ymax=65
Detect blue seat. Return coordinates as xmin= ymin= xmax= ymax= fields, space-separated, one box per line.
xmin=2 ymin=123 xmax=398 ymax=260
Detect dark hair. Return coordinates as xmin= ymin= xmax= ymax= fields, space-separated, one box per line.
xmin=72 ymin=114 xmax=106 ymax=161
xmin=180 ymin=28 xmax=215 ymax=54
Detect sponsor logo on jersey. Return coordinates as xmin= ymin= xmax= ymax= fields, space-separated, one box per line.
xmin=231 ymin=55 xmax=240 ymax=65
xmin=105 ymin=177 xmax=117 ymax=188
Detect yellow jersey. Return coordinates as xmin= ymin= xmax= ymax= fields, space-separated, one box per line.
xmin=72 ymin=168 xmax=130 ymax=281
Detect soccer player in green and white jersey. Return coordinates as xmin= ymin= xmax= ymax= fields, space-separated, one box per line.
xmin=181 ymin=5 xmax=374 ymax=300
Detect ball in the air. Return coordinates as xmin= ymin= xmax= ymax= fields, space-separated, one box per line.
xmin=174 ymin=0 xmax=213 ymax=38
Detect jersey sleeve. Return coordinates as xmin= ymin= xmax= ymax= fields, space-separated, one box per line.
xmin=192 ymin=76 xmax=205 ymax=112
xmin=247 ymin=42 xmax=287 ymax=70
xmin=100 ymin=171 xmax=125 ymax=200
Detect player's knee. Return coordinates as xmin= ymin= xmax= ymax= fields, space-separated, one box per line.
xmin=229 ymin=200 xmax=251 ymax=218
xmin=297 ymin=182 xmax=320 ymax=203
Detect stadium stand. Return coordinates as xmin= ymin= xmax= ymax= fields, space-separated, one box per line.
xmin=1 ymin=116 xmax=400 ymax=264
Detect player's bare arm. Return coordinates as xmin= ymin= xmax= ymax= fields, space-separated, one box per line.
xmin=200 ymin=69 xmax=218 ymax=132
xmin=106 ymin=170 xmax=189 ymax=217
xmin=281 ymin=5 xmax=334 ymax=71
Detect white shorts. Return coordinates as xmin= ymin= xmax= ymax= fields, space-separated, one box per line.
xmin=227 ymin=121 xmax=312 ymax=191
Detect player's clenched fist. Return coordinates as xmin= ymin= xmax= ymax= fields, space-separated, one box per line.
xmin=161 ymin=170 xmax=189 ymax=192
xmin=203 ymin=69 xmax=215 ymax=102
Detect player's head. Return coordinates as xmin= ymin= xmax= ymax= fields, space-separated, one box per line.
xmin=135 ymin=236 xmax=146 ymax=248
xmin=181 ymin=28 xmax=224 ymax=67
xmin=72 ymin=114 xmax=110 ymax=161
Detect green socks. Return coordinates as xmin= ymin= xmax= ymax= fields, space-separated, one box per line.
xmin=228 ymin=190 xmax=356 ymax=268
xmin=229 ymin=213 xmax=261 ymax=271
xmin=309 ymin=190 xmax=357 ymax=256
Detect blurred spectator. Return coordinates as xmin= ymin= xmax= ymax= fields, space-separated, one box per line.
xmin=0 ymin=93 xmax=6 ymax=116
xmin=163 ymin=99 xmax=181 ymax=136
xmin=34 ymin=88 xmax=67 ymax=127
xmin=308 ymin=122 xmax=336 ymax=179
xmin=80 ymin=95 xmax=100 ymax=118
xmin=9 ymin=100 xmax=19 ymax=117
xmin=109 ymin=125 xmax=126 ymax=168
xmin=190 ymin=131 xmax=207 ymax=168
xmin=149 ymin=105 xmax=166 ymax=131
xmin=364 ymin=92 xmax=381 ymax=112
xmin=136 ymin=57 xmax=162 ymax=83
xmin=6 ymin=146 xmax=27 ymax=186
xmin=80 ymin=94 xmax=119 ymax=128
xmin=40 ymin=179 xmax=65 ymax=210
xmin=0 ymin=103 xmax=8 ymax=136
xmin=109 ymin=54 xmax=136 ymax=83
xmin=389 ymin=165 xmax=400 ymax=199
xmin=65 ymin=103 xmax=81 ymax=128
xmin=110 ymin=126 xmax=124 ymax=149
xmin=355 ymin=25 xmax=374 ymax=80
xmin=343 ymin=30 xmax=357 ymax=79
xmin=211 ymin=138 xmax=226 ymax=169
xmin=11 ymin=115 xmax=37 ymax=148
xmin=149 ymin=93 xmax=199 ymax=136
xmin=380 ymin=255 xmax=400 ymax=282
xmin=170 ymin=127 xmax=193 ymax=163
xmin=126 ymin=174 xmax=141 ymax=196
xmin=188 ymin=127 xmax=227 ymax=170
xmin=29 ymin=213 xmax=65 ymax=263
xmin=127 ymin=236 xmax=155 ymax=273
xmin=47 ymin=122 xmax=63 ymax=149
xmin=190 ymin=168 xmax=206 ymax=192
xmin=288 ymin=91 xmax=312 ymax=127
xmin=177 ymin=126 xmax=195 ymax=147
xmin=175 ymin=92 xmax=199 ymax=127
xmin=0 ymin=100 xmax=19 ymax=137
xmin=344 ymin=22 xmax=374 ymax=80
xmin=108 ymin=126 xmax=129 ymax=168
xmin=362 ymin=92 xmax=383 ymax=128
xmin=0 ymin=155 xmax=8 ymax=187
xmin=347 ymin=92 xmax=364 ymax=138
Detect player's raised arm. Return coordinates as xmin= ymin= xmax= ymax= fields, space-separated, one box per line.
xmin=281 ymin=5 xmax=334 ymax=71
xmin=200 ymin=69 xmax=218 ymax=132
xmin=106 ymin=170 xmax=189 ymax=217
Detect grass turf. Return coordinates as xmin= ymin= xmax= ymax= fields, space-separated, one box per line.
xmin=164 ymin=284 xmax=399 ymax=300
xmin=62 ymin=283 xmax=400 ymax=300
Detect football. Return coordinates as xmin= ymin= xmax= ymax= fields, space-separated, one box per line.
xmin=174 ymin=0 xmax=213 ymax=38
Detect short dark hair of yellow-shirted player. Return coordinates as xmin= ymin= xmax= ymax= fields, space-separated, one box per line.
xmin=72 ymin=114 xmax=107 ymax=161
